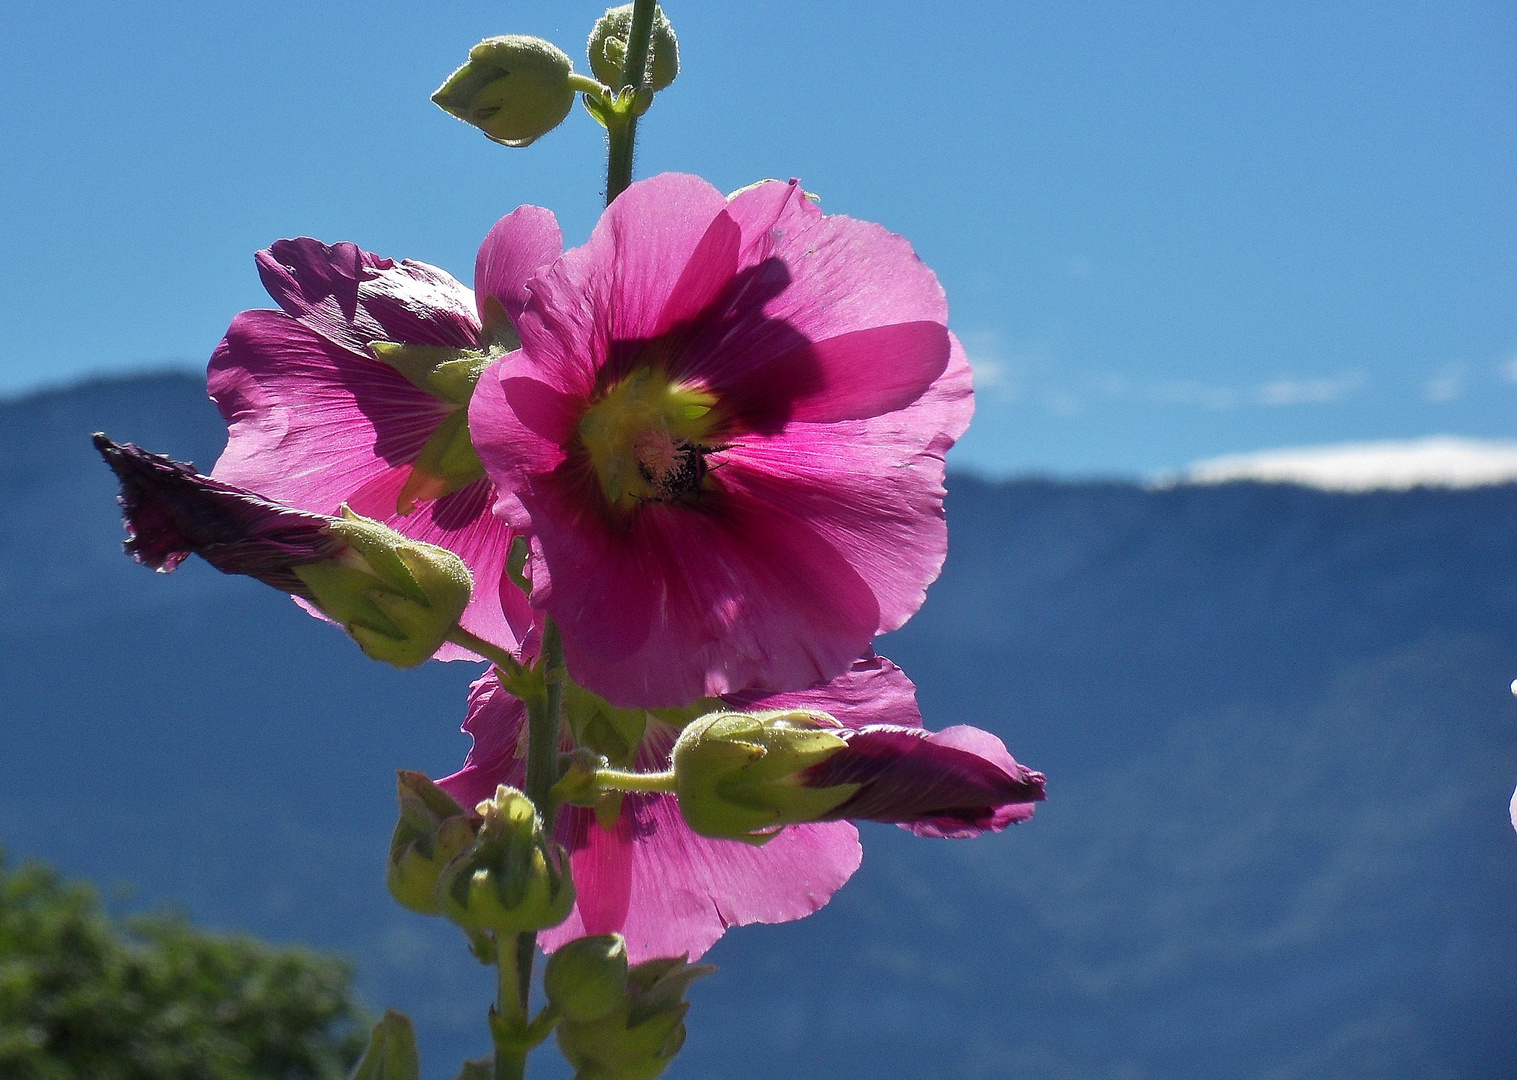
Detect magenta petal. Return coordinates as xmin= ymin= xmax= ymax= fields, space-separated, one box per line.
xmin=803 ymin=724 xmax=1046 ymax=839
xmin=723 ymin=179 xmax=822 ymax=266
xmin=210 ymin=311 xmax=529 ymax=658
xmin=716 ymin=320 xmax=951 ymax=426
xmin=474 ymin=206 xmax=563 ymax=330
xmin=524 ymin=468 xmax=881 ymax=708
xmin=653 ymin=210 xmax=741 ymax=335
xmin=209 ymin=310 xmax=445 ymax=504
xmin=725 ymin=654 xmax=924 ymax=730
xmin=257 ymin=237 xmax=481 ymax=354
xmin=515 ymin=174 xmax=728 ymax=377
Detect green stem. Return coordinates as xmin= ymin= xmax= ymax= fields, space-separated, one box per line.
xmin=507 ymin=618 xmax=567 ymax=1052
xmin=492 ymin=954 xmax=528 ymax=1080
xmin=595 ymin=767 xmax=678 ymax=794
xmin=605 ymin=0 xmax=659 ymax=204
xmin=445 ymin=626 xmax=524 ymax=680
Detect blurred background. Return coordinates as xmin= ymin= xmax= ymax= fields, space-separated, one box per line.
xmin=2 ymin=1 xmax=1515 ymax=1077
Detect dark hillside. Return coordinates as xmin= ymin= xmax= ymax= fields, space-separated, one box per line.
xmin=2 ymin=375 xmax=1514 ymax=1078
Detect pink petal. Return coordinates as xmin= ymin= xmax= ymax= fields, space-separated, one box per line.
xmin=257 ymin=238 xmax=481 ymax=353
xmin=723 ymin=179 xmax=823 ymax=266
xmin=474 ymin=206 xmax=564 ymax=330
xmin=711 ymin=333 xmax=974 ymax=636
xmin=209 ymin=310 xmax=445 ymax=505
xmin=513 ymin=174 xmax=729 ymax=398
xmin=725 ymin=653 xmax=924 ymax=730
xmin=210 ymin=311 xmax=529 ymax=658
xmin=521 ymin=464 xmax=881 ymax=708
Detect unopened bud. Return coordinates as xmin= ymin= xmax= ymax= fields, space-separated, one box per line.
xmin=433 ymin=36 xmax=582 ymax=147
xmin=673 ymin=708 xmax=1048 ymax=841
xmin=545 ymin=934 xmax=630 ymax=1022
xmin=438 ymin=785 xmax=575 ymax=935
xmin=387 ymin=772 xmax=479 ymax=916
xmin=555 ymin=954 xmax=713 ymax=1080
xmin=94 ymin=436 xmax=473 ymax=668
xmin=351 ymin=1010 xmax=421 ymax=1080
xmin=588 ymin=5 xmax=679 ymax=91
xmin=669 ymin=710 xmax=855 ymax=841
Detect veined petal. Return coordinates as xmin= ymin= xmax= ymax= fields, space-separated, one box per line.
xmin=257 ymin=238 xmax=481 ymax=354
xmin=475 ymin=205 xmax=564 ymax=331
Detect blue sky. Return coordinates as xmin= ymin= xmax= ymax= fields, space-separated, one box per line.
xmin=1 ymin=0 xmax=1512 ymax=475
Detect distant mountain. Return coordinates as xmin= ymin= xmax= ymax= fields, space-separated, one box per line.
xmin=2 ymin=374 xmax=1514 ymax=1079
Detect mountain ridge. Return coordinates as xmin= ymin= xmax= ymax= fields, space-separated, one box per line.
xmin=1 ymin=374 xmax=1513 ymax=1079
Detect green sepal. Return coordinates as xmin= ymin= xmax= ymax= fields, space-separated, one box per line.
xmin=438 ymin=785 xmax=576 ymax=936
xmin=369 ymin=342 xmax=495 ymax=405
xmin=669 ymin=711 xmax=860 ymax=839
xmin=564 ymin=682 xmax=647 ymax=767
xmin=545 ymin=934 xmax=630 ymax=1022
xmin=387 ymin=772 xmax=479 ymax=916
xmin=351 ymin=1010 xmax=421 ymax=1080
xmin=397 ymin=409 xmax=486 ymax=515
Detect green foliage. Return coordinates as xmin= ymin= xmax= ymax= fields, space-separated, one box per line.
xmin=0 ymin=851 xmax=368 ymax=1080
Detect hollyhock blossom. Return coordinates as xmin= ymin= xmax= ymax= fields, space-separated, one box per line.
xmin=436 ymin=656 xmax=934 ymax=961
xmin=208 ymin=208 xmax=562 ymax=660
xmin=470 ymin=173 xmax=974 ymax=706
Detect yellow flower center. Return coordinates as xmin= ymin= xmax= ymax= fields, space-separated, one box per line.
xmin=577 ymin=366 xmax=719 ymax=510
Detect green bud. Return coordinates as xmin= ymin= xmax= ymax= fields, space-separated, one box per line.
xmin=455 ymin=1062 xmax=492 ymax=1080
xmin=669 ymin=710 xmax=858 ymax=842
xmin=588 ymin=5 xmax=679 ymax=91
xmin=352 ymin=1010 xmax=421 ymax=1080
xmin=545 ymin=934 xmax=630 ymax=1022
xmin=433 ymin=36 xmax=581 ymax=147
xmin=387 ymin=772 xmax=479 ymax=916
xmin=438 ymin=785 xmax=575 ymax=935
xmin=292 ymin=507 xmax=473 ymax=669
xmin=555 ymin=954 xmax=713 ymax=1080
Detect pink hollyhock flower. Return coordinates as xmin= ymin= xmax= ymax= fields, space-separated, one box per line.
xmin=207 ymin=209 xmax=562 ymax=660
xmin=470 ymin=173 xmax=974 ymax=706
xmin=436 ymin=655 xmax=936 ymax=962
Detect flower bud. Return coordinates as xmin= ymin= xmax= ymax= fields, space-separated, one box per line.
xmin=438 ymin=785 xmax=575 ymax=936
xmin=555 ymin=954 xmax=712 ymax=1080
xmin=670 ymin=710 xmax=1048 ymax=841
xmin=544 ymin=934 xmax=629 ymax=1022
xmin=433 ymin=36 xmax=581 ymax=147
xmin=94 ymin=435 xmax=474 ymax=668
xmin=669 ymin=710 xmax=856 ymax=841
xmin=387 ymin=772 xmax=479 ymax=916
xmin=588 ymin=4 xmax=678 ymax=91
xmin=352 ymin=1010 xmax=421 ymax=1080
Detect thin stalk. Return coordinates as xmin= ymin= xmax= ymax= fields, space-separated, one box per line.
xmin=445 ymin=626 xmax=524 ymax=680
xmin=492 ymin=953 xmax=528 ymax=1080
xmin=508 ymin=618 xmax=567 ymax=1039
xmin=595 ymin=767 xmax=678 ymax=794
xmin=605 ymin=0 xmax=659 ymax=204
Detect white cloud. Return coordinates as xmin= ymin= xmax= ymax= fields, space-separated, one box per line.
xmin=1255 ymin=374 xmax=1362 ymax=406
xmin=1172 ymin=437 xmax=1517 ymax=491
xmin=1423 ymin=365 xmax=1465 ymax=403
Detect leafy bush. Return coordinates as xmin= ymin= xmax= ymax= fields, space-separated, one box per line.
xmin=0 ymin=851 xmax=368 ymax=1079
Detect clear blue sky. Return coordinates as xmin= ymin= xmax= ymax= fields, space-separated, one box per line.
xmin=2 ymin=1 xmax=1512 ymax=475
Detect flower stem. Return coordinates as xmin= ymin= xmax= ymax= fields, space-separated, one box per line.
xmin=493 ymin=950 xmax=528 ymax=1080
xmin=500 ymin=617 xmax=567 ymax=1060
xmin=605 ymin=0 xmax=659 ymax=204
xmin=595 ymin=767 xmax=678 ymax=794
xmin=445 ymin=626 xmax=524 ymax=680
